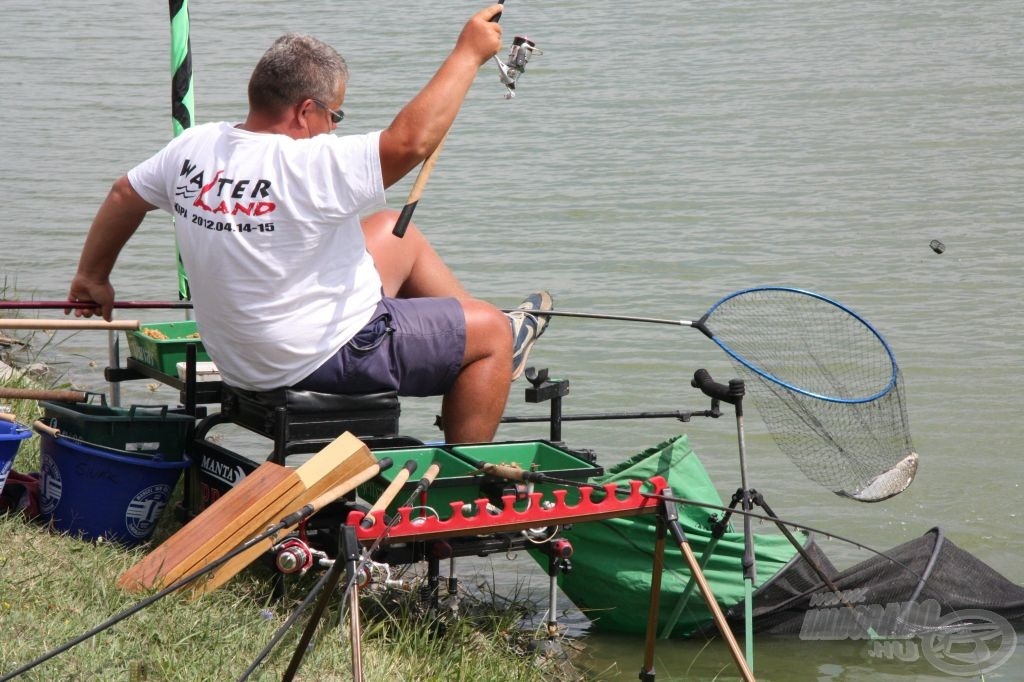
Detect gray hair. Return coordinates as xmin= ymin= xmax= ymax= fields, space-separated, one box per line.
xmin=248 ymin=34 xmax=349 ymax=114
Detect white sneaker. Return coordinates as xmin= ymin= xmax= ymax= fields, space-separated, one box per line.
xmin=507 ymin=291 xmax=553 ymax=380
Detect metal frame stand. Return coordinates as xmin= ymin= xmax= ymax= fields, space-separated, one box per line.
xmin=641 ymin=497 xmax=755 ymax=681
xmin=662 ymin=370 xmax=875 ymax=651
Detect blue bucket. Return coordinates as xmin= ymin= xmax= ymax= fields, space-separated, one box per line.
xmin=38 ymin=430 xmax=190 ymax=546
xmin=0 ymin=419 xmax=32 ymax=493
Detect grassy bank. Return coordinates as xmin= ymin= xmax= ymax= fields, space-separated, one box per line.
xmin=0 ymin=366 xmax=585 ymax=680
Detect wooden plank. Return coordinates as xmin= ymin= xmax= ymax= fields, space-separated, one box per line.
xmin=291 ymin=432 xmax=377 ymax=503
xmin=189 ymin=439 xmax=380 ymax=597
xmin=117 ymin=462 xmax=298 ymax=592
xmin=121 ymin=432 xmax=376 ymax=594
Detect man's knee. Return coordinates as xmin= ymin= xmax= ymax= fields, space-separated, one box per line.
xmin=463 ymin=300 xmax=511 ymax=357
xmin=361 ymin=209 xmax=405 ymax=241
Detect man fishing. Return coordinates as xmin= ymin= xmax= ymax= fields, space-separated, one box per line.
xmin=66 ymin=4 xmax=552 ymax=443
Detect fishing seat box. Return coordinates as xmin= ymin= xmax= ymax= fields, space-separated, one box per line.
xmin=186 ymin=384 xmax=407 ymax=515
xmin=216 ymin=384 xmax=402 ymax=461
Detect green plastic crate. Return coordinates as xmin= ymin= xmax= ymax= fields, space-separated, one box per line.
xmin=358 ymin=447 xmax=481 ymax=520
xmin=126 ymin=320 xmax=210 ymax=376
xmin=449 ymin=441 xmax=602 ymax=480
xmin=40 ymin=401 xmax=195 ymax=461
xmin=450 ymin=441 xmax=603 ymax=509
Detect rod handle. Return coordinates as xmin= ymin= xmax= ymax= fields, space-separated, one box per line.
xmin=0 ymin=318 xmax=140 ymax=331
xmin=32 ymin=419 xmax=61 ymax=438
xmin=0 ymin=388 xmax=88 ymax=403
xmin=361 ymin=459 xmax=419 ymax=529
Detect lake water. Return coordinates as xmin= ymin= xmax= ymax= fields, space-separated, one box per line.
xmin=2 ymin=1 xmax=1022 ymax=679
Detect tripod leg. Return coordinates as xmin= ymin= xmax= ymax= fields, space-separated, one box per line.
xmin=663 ymin=498 xmax=755 ymax=682
xmin=282 ymin=525 xmax=362 ymax=682
xmin=756 ymin=494 xmax=878 ymax=639
xmin=740 ymin=488 xmax=756 ymax=668
xmin=660 ymin=501 xmax=736 ymax=639
xmin=640 ymin=515 xmax=668 ymax=681
xmin=349 ymin=571 xmax=363 ymax=682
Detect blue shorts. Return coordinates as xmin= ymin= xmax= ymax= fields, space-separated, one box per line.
xmin=293 ymin=297 xmax=465 ymax=397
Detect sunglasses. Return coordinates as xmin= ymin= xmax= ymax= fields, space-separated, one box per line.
xmin=312 ymin=99 xmax=344 ymax=124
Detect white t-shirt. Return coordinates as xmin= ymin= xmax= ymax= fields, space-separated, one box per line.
xmin=128 ymin=122 xmax=386 ymax=390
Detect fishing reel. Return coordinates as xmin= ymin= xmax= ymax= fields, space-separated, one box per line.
xmin=494 ymin=35 xmax=541 ymax=99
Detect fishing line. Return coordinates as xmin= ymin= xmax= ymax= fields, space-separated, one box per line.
xmin=236 ymin=567 xmax=336 ymax=682
xmin=473 ymin=462 xmax=919 ymax=578
xmin=473 ymin=462 xmax=986 ymax=643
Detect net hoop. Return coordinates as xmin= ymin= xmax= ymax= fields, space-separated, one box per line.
xmin=702 ymin=286 xmax=899 ymax=404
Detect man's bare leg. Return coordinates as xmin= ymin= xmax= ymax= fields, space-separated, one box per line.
xmin=361 ymin=209 xmax=511 ymax=442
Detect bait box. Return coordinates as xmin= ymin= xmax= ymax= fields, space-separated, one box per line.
xmin=126 ymin=320 xmax=210 ymax=375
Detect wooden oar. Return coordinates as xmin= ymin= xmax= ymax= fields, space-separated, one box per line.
xmin=118 ymin=431 xmax=376 ymax=593
xmin=0 ymin=318 xmax=140 ymax=331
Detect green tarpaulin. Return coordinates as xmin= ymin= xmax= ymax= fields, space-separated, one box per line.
xmin=536 ymin=435 xmax=801 ymax=638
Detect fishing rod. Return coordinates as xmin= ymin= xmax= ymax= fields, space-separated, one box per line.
xmin=393 ymin=0 xmax=542 ymax=237
xmin=0 ymin=458 xmax=393 ymax=682
xmin=0 ymin=300 xmax=193 ymax=310
xmin=470 ymin=460 xmax=919 ymax=577
xmin=392 ymin=0 xmax=505 ymax=239
xmin=0 ymin=318 xmax=140 ymax=331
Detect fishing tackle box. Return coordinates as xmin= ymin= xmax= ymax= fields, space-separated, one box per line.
xmin=359 ymin=441 xmax=603 ymax=519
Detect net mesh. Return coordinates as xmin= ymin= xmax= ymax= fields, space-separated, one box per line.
xmin=703 ymin=288 xmax=916 ymax=499
xmin=718 ymin=528 xmax=1024 ymax=636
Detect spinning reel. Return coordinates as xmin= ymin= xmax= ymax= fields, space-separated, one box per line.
xmin=494 ymin=35 xmax=541 ymax=98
